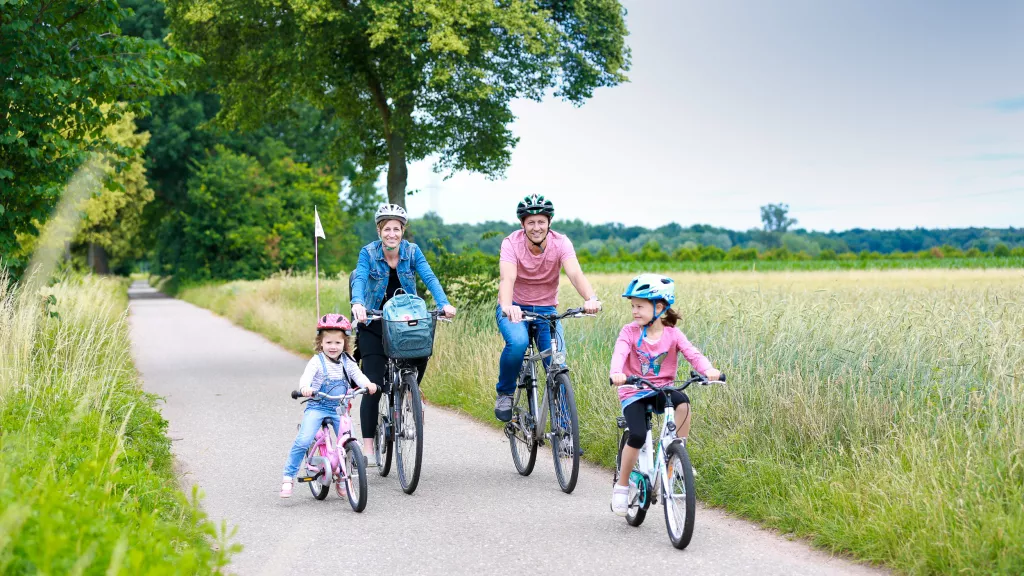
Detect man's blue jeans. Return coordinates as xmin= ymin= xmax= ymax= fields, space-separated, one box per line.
xmin=283 ymin=406 xmax=341 ymax=478
xmin=495 ymin=303 xmax=565 ymax=396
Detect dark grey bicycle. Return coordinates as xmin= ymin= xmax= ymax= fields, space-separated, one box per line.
xmin=503 ymin=307 xmax=593 ymax=494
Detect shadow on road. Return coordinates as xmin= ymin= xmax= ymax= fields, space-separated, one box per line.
xmin=128 ymin=281 xmax=169 ymax=300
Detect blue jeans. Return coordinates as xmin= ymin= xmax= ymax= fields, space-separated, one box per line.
xmin=495 ymin=303 xmax=565 ymax=395
xmin=283 ymin=406 xmax=341 ymax=478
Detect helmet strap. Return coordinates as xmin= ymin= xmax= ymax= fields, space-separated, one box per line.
xmin=636 ymin=301 xmax=666 ymax=347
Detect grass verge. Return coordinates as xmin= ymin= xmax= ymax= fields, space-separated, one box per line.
xmin=177 ymin=269 xmax=1024 ymax=575
xmin=0 ymin=272 xmax=237 ymax=574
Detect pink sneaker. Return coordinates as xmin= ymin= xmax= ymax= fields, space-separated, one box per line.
xmin=280 ymin=480 xmax=293 ymax=498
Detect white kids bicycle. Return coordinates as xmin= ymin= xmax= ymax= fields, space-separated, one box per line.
xmin=612 ymin=371 xmax=726 ymax=549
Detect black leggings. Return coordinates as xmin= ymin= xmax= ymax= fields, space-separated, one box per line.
xmin=357 ymin=328 xmax=427 ymax=439
xmin=622 ymin=390 xmax=690 ymax=449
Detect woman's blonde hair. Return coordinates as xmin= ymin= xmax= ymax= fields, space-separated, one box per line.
xmin=314 ymin=329 xmax=353 ymax=356
xmin=376 ymin=219 xmax=405 ymax=234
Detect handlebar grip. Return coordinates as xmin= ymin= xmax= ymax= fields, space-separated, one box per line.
xmin=291 ymin=390 xmax=301 ymax=399
xmin=720 ymin=373 xmax=726 ymax=383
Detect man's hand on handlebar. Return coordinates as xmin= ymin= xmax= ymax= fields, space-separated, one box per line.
xmin=501 ymin=303 xmax=523 ymax=323
xmin=351 ymin=303 xmax=367 ymax=323
xmin=583 ymin=297 xmax=601 ymax=315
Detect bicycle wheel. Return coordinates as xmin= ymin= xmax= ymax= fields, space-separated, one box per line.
xmin=614 ymin=430 xmax=648 ymax=526
xmin=395 ymin=371 xmax=424 ymax=494
xmin=303 ymin=441 xmax=330 ymax=500
xmin=506 ymin=371 xmax=537 ymax=476
xmin=344 ymin=442 xmax=368 ymax=512
xmin=549 ymin=373 xmax=580 ymax=494
xmin=375 ymin=384 xmax=393 ymax=478
xmin=663 ymin=441 xmax=696 ymax=549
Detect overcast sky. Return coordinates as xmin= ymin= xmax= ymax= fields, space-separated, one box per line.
xmin=400 ymin=0 xmax=1024 ymax=232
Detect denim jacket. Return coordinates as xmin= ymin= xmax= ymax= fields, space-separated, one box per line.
xmin=350 ymin=239 xmax=450 ymax=311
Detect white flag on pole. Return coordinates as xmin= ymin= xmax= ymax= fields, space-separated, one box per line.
xmin=314 ymin=206 xmax=326 ymax=239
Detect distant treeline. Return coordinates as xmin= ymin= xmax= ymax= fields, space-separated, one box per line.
xmin=362 ymin=213 xmax=1024 ymax=260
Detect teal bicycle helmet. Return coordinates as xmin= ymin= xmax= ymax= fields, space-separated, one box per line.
xmin=622 ymin=274 xmax=675 ymax=346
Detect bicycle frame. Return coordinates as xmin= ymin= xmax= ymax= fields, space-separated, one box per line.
xmin=296 ymin=391 xmax=363 ymax=488
xmin=521 ymin=320 xmax=569 ymax=446
xmin=634 ymin=400 xmax=682 ymax=502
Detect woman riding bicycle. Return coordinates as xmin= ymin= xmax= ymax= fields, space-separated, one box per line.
xmin=494 ymin=194 xmax=601 ymax=422
xmin=350 ymin=203 xmax=456 ymax=463
xmin=608 ymin=274 xmax=721 ymax=515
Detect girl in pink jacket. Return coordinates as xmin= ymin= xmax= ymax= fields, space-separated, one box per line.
xmin=608 ymin=274 xmax=721 ymax=516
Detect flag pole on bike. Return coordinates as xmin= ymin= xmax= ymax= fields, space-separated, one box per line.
xmin=314 ymin=206 xmax=326 ymax=318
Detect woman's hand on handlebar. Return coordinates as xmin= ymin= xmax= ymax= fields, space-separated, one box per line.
xmin=300 ymin=386 xmax=315 ymax=398
xmin=501 ymin=303 xmax=523 ymax=323
xmin=609 ymin=373 xmax=627 ymax=386
xmin=442 ymin=304 xmax=457 ymax=319
xmin=351 ymin=303 xmax=367 ymax=323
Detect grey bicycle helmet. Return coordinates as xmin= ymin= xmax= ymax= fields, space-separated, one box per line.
xmin=516 ymin=194 xmax=554 ymax=221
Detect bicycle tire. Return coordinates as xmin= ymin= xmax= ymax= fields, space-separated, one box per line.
xmin=549 ymin=373 xmax=580 ymax=493
xmin=395 ymin=371 xmax=424 ymax=494
xmin=344 ymin=441 xmax=368 ymax=512
xmin=507 ymin=371 xmax=538 ymax=476
xmin=663 ymin=441 xmax=696 ymax=549
xmin=304 ymin=441 xmax=330 ymax=500
xmin=615 ymin=430 xmax=647 ymax=526
xmin=375 ymin=382 xmax=393 ymax=478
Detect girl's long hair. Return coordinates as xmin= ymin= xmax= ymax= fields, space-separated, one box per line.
xmin=659 ymin=305 xmax=680 ymax=327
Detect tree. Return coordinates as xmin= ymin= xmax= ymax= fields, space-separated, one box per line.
xmin=166 ymin=0 xmax=631 ymax=207
xmin=72 ymin=110 xmax=155 ymax=274
xmin=0 ymin=0 xmax=190 ymax=271
xmin=760 ymin=203 xmax=797 ymax=233
xmin=156 ymin=145 xmax=358 ymax=281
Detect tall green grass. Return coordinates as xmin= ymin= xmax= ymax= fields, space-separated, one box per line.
xmin=0 ymin=272 xmax=236 ymax=574
xmin=178 ymin=269 xmax=1024 ymax=575
xmin=584 ymin=255 xmax=1024 ymax=274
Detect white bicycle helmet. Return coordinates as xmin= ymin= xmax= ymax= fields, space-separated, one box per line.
xmin=374 ymin=203 xmax=408 ymax=225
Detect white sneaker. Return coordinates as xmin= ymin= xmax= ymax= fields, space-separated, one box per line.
xmin=611 ymin=486 xmax=629 ymax=516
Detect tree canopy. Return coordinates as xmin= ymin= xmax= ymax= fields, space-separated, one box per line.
xmin=0 ymin=0 xmax=191 ymax=270
xmin=166 ymin=0 xmax=631 ymax=207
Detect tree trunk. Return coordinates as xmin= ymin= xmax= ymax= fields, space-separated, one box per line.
xmin=88 ymin=243 xmax=110 ymax=275
xmin=386 ymin=125 xmax=409 ymax=208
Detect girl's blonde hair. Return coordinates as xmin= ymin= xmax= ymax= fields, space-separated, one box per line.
xmin=314 ymin=329 xmax=353 ymax=356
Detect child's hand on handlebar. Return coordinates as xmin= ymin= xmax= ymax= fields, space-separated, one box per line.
xmin=705 ymin=368 xmax=722 ymax=382
xmin=609 ymin=373 xmax=627 ymax=386
xmin=366 ymin=382 xmax=378 ymax=395
xmin=300 ymin=386 xmax=315 ymax=397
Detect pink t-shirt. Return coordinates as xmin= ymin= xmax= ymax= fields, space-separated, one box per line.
xmin=499 ymin=229 xmax=577 ymax=306
xmin=609 ymin=324 xmax=714 ymax=406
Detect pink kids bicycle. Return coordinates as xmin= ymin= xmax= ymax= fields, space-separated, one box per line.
xmin=290 ymin=388 xmax=369 ymax=512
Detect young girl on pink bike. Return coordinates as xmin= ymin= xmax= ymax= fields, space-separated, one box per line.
xmin=280 ymin=314 xmax=378 ymax=497
xmin=608 ymin=274 xmax=721 ymax=515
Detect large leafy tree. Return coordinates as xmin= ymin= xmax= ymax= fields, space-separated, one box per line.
xmin=166 ymin=0 xmax=631 ymax=207
xmin=0 ymin=0 xmax=190 ymax=268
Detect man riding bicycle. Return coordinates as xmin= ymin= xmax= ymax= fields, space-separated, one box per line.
xmin=494 ymin=194 xmax=601 ymax=421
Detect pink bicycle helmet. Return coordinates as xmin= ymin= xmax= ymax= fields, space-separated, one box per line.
xmin=317 ymin=313 xmax=352 ymax=333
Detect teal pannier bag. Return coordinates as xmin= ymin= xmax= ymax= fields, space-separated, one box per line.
xmin=382 ymin=291 xmax=435 ymax=359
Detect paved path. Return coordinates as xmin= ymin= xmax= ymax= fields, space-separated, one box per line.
xmin=127 ymin=282 xmax=885 ymax=576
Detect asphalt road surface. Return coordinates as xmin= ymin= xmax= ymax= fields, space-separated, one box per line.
xmin=127 ymin=282 xmax=885 ymax=576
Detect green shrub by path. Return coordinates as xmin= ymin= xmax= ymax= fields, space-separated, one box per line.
xmin=0 ymin=273 xmax=237 ymax=574
xmin=178 ymin=269 xmax=1024 ymax=575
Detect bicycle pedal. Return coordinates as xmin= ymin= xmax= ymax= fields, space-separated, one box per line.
xmin=297 ymin=476 xmax=314 ymax=483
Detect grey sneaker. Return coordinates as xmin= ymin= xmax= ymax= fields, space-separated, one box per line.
xmin=494 ymin=394 xmax=514 ymax=422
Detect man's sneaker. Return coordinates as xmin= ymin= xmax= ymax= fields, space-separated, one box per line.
xmin=611 ymin=486 xmax=629 ymax=516
xmin=494 ymin=394 xmax=514 ymax=422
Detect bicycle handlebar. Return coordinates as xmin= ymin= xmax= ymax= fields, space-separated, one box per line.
xmin=501 ymin=307 xmax=595 ymax=322
xmin=361 ymin=309 xmax=451 ymax=324
xmin=609 ymin=370 xmax=727 ymax=392
xmin=290 ymin=388 xmax=369 ymax=401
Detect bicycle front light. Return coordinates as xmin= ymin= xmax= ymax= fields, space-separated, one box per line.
xmin=553 ymin=351 xmax=567 ymax=365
